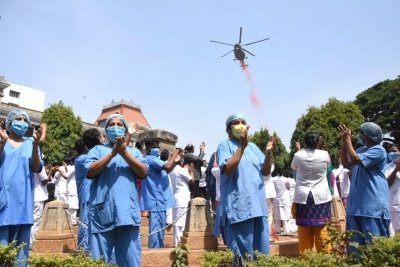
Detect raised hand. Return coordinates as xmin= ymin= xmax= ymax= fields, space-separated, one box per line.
xmin=338 ymin=124 xmax=352 ymax=142
xmin=266 ymin=137 xmax=276 ymax=151
xmin=0 ymin=120 xmax=8 ymax=142
xmin=115 ymin=136 xmax=127 ymax=155
xmin=33 ymin=123 xmax=47 ymax=144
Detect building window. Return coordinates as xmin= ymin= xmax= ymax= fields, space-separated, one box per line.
xmin=9 ymin=90 xmax=20 ymax=98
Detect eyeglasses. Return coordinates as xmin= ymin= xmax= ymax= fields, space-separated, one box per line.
xmin=231 ymin=120 xmax=246 ymax=125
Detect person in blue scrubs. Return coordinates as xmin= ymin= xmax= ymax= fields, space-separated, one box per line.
xmin=140 ymin=138 xmax=179 ymax=248
xmin=0 ymin=108 xmax=45 ymax=267
xmin=216 ymin=113 xmax=275 ymax=261
xmin=85 ymin=114 xmax=148 ymax=267
xmin=74 ymin=128 xmax=104 ymax=251
xmin=338 ymin=122 xmax=390 ymax=252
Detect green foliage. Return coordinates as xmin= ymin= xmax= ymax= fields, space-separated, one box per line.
xmin=249 ymin=128 xmax=290 ymax=175
xmin=28 ymin=251 xmax=115 ymax=267
xmin=291 ymin=98 xmax=364 ymax=160
xmin=0 ymin=241 xmax=25 ymax=267
xmin=354 ymin=76 xmax=400 ymax=143
xmin=170 ymin=243 xmax=189 ymax=267
xmin=346 ymin=235 xmax=400 ymax=267
xmin=201 ymin=249 xmax=234 ymax=267
xmin=41 ymin=101 xmax=83 ymax=164
xmin=200 ymin=227 xmax=400 ymax=267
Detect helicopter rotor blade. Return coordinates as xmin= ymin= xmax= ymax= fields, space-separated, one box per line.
xmin=210 ymin=40 xmax=234 ymax=46
xmin=239 ymin=27 xmax=242 ymax=44
xmin=243 ymin=48 xmax=255 ymax=57
xmin=221 ymin=50 xmax=234 ymax=57
xmin=243 ymin=37 xmax=270 ymax=46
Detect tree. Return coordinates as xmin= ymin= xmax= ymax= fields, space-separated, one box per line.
xmin=290 ymin=98 xmax=365 ymax=161
xmin=354 ymin=76 xmax=400 ymax=143
xmin=41 ymin=101 xmax=83 ymax=164
xmin=249 ymin=128 xmax=290 ymax=175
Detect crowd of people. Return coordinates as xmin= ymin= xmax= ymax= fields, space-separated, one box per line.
xmin=0 ymin=108 xmax=399 ymax=266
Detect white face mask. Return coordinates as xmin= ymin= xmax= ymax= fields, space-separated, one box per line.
xmin=232 ymin=124 xmax=247 ymax=138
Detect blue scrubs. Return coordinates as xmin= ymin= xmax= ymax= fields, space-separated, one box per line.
xmin=84 ymin=144 xmax=147 ymax=267
xmin=140 ymin=155 xmax=174 ymax=248
xmin=0 ymin=138 xmax=41 ymax=267
xmin=346 ymin=145 xmax=390 ymax=250
xmin=74 ymin=154 xmax=91 ymax=251
xmin=216 ymin=139 xmax=269 ymax=258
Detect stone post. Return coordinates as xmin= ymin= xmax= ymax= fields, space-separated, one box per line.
xmin=180 ymin=197 xmax=218 ymax=250
xmin=31 ymin=200 xmax=76 ymax=253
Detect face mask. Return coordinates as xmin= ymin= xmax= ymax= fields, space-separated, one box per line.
xmin=106 ymin=126 xmax=126 ymax=143
xmin=10 ymin=120 xmax=29 ymax=136
xmin=150 ymin=148 xmax=160 ymax=157
xmin=232 ymin=124 xmax=247 ymax=139
xmin=388 ymin=152 xmax=400 ymax=162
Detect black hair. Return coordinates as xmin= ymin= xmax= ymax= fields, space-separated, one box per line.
xmin=160 ymin=149 xmax=169 ymax=161
xmin=144 ymin=138 xmax=159 ymax=153
xmin=304 ymin=132 xmax=319 ymax=149
xmin=75 ymin=138 xmax=86 ymax=154
xmin=184 ymin=144 xmax=194 ymax=153
xmin=83 ymin=128 xmax=102 ymax=149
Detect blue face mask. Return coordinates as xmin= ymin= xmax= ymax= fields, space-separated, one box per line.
xmin=106 ymin=126 xmax=126 ymax=143
xmin=388 ymin=152 xmax=400 ymax=163
xmin=11 ymin=120 xmax=29 ymax=136
xmin=150 ymin=148 xmax=160 ymax=157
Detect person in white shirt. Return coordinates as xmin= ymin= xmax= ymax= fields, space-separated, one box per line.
xmin=65 ymin=158 xmax=79 ymax=225
xmin=291 ymin=132 xmax=332 ymax=255
xmin=169 ymin=149 xmax=194 ymax=246
xmin=331 ymin=159 xmax=351 ymax=208
xmin=30 ymin=166 xmax=49 ymax=247
xmin=53 ymin=162 xmax=68 ymax=202
xmin=384 ymin=143 xmax=400 ymax=235
xmin=264 ymin=164 xmax=278 ymax=240
xmin=199 ymin=161 xmax=208 ymax=199
xmin=272 ymin=170 xmax=292 ymax=234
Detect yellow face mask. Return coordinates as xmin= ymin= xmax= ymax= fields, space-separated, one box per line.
xmin=232 ymin=124 xmax=247 ymax=138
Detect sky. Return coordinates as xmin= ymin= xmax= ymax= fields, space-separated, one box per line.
xmin=1 ymin=1 xmax=399 ymax=159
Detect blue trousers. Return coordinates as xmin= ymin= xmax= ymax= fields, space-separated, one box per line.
xmin=346 ymin=215 xmax=390 ymax=254
xmin=89 ymin=225 xmax=141 ymax=267
xmin=148 ymin=210 xmax=166 ymax=248
xmin=0 ymin=224 xmax=31 ymax=267
xmin=224 ymin=216 xmax=270 ymax=259
xmin=77 ymin=202 xmax=89 ymax=251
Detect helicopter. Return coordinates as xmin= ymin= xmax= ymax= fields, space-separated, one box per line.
xmin=210 ymin=27 xmax=269 ymax=66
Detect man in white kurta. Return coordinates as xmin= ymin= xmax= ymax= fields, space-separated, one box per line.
xmin=272 ymin=175 xmax=292 ymax=234
xmin=169 ymin=158 xmax=194 ymax=246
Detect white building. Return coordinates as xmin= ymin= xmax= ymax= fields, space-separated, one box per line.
xmin=1 ymin=83 xmax=45 ymax=112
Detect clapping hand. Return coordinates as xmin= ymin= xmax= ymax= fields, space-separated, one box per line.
xmin=33 ymin=123 xmax=47 ymax=145
xmin=0 ymin=120 xmax=8 ymax=142
xmin=337 ymin=124 xmax=352 ymax=142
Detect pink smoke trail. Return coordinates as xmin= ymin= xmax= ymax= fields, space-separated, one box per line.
xmin=240 ymin=61 xmax=261 ymax=108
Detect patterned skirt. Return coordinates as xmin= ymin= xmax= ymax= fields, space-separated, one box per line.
xmin=295 ymin=191 xmax=331 ymax=227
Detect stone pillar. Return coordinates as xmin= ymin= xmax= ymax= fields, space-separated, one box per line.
xmin=180 ymin=197 xmax=218 ymax=250
xmin=31 ymin=200 xmax=76 ymax=253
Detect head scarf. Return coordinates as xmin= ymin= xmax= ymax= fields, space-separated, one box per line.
xmin=5 ymin=108 xmax=30 ymax=132
xmin=104 ymin=113 xmax=128 ymax=131
xmin=361 ymin=122 xmax=382 ymax=144
xmin=225 ymin=113 xmax=246 ymax=128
